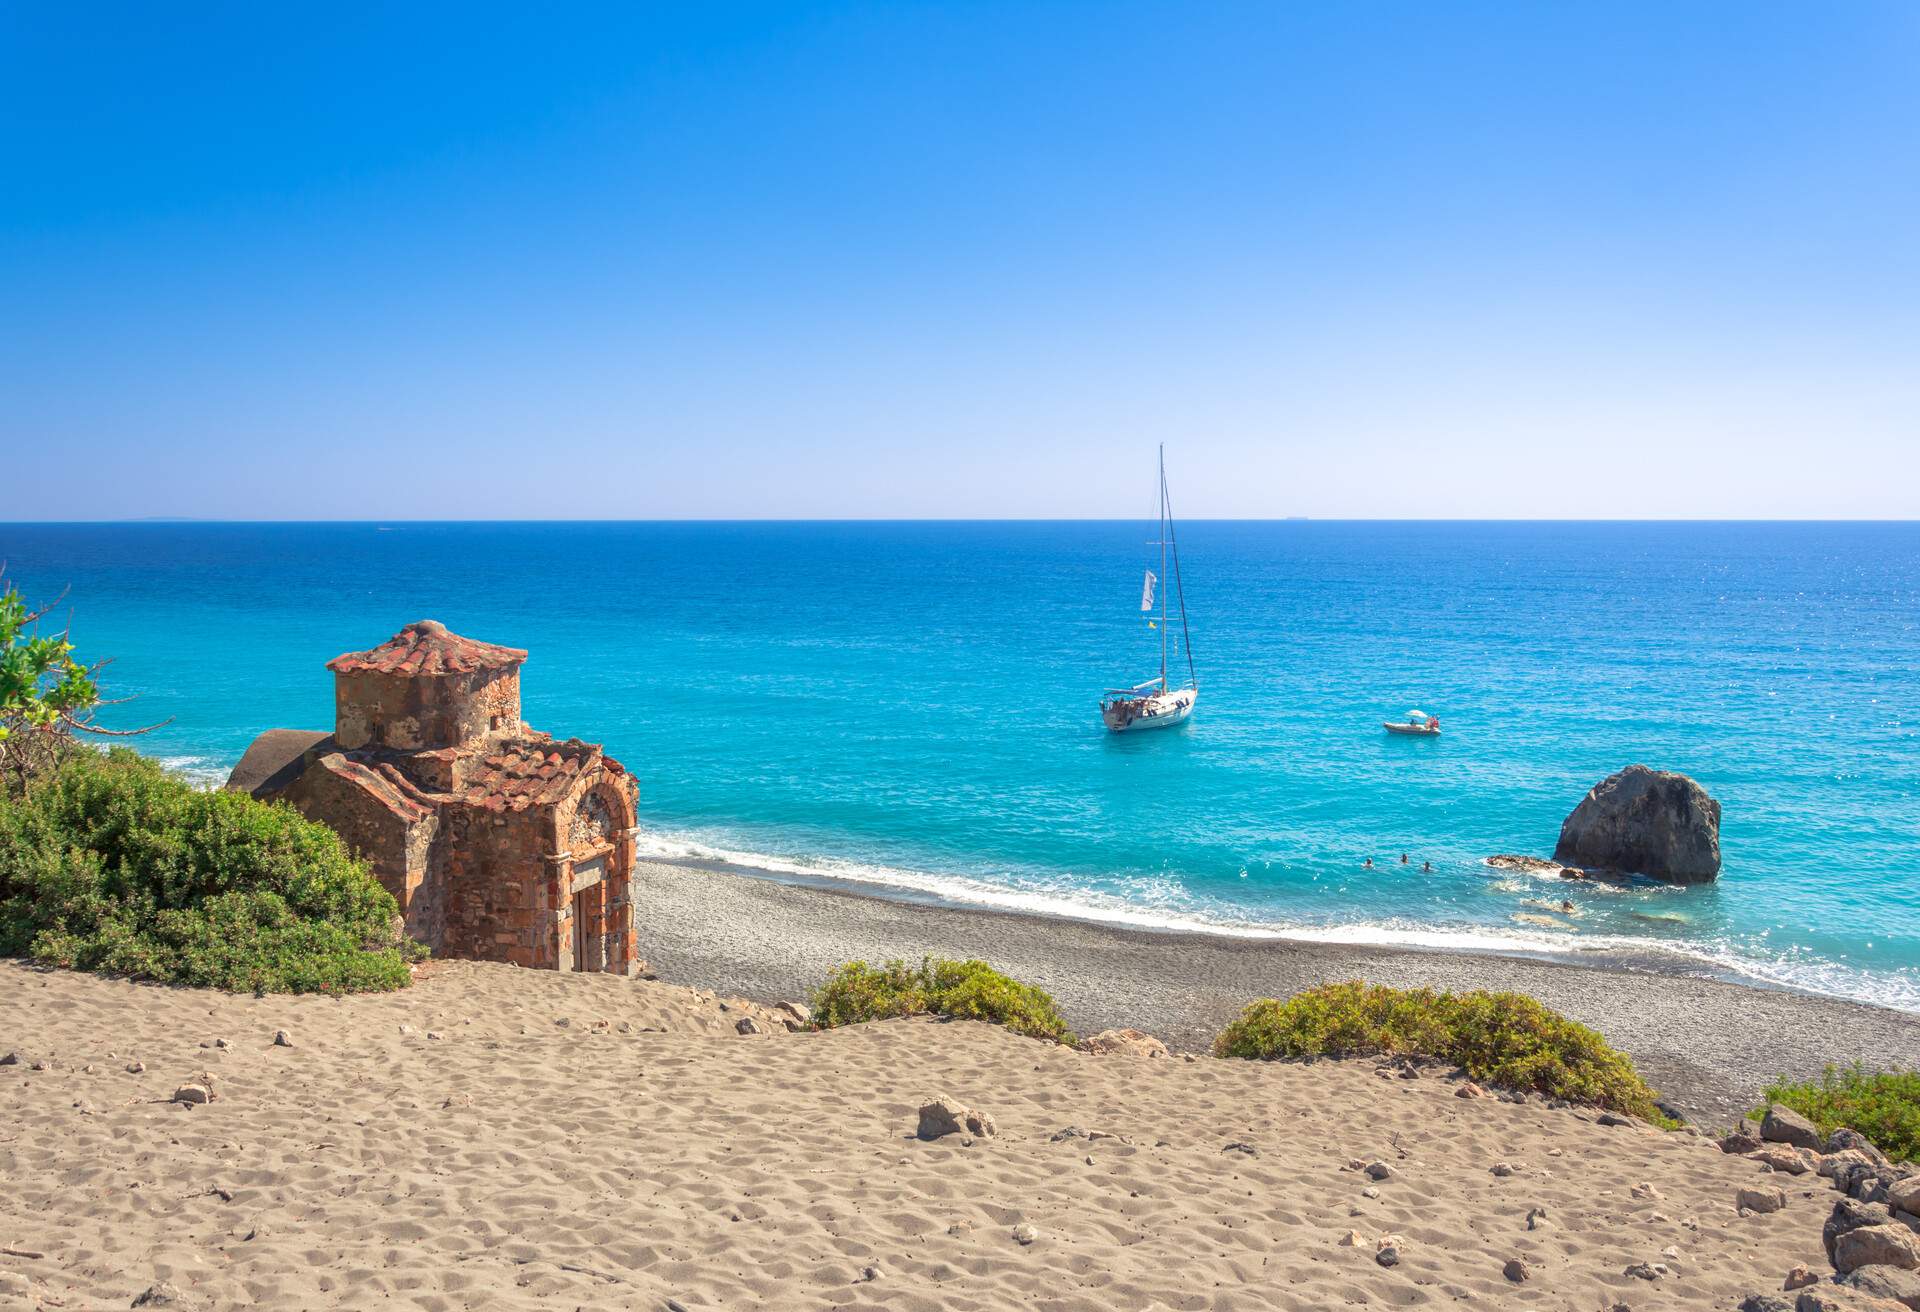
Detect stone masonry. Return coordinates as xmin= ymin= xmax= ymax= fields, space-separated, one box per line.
xmin=226 ymin=620 xmax=640 ymax=973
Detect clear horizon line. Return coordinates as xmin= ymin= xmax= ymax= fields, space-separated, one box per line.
xmin=2 ymin=515 xmax=1917 ymax=527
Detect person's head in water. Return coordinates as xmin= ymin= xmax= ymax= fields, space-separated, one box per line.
xmin=1422 ymin=861 xmax=1431 ymax=872
xmin=1363 ymin=857 xmax=1373 ymax=868
xmin=1400 ymin=853 xmax=1409 ymax=864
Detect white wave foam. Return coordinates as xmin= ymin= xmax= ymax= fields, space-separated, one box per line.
xmin=637 ymin=828 xmax=1920 ymax=1015
xmin=156 ymin=755 xmax=231 ymax=789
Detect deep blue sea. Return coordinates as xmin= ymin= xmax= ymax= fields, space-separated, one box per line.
xmin=4 ymin=521 xmax=1916 ymax=1010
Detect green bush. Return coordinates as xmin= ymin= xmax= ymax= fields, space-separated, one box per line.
xmin=1756 ymin=1064 xmax=1920 ymax=1164
xmin=1213 ymin=980 xmax=1669 ymax=1121
xmin=811 ymin=956 xmax=1074 ymax=1043
xmin=0 ymin=748 xmax=417 ymax=993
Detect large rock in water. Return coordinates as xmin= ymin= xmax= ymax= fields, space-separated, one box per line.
xmin=1553 ymin=765 xmax=1722 ymax=883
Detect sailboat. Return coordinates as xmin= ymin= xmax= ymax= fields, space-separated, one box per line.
xmin=1100 ymin=446 xmax=1198 ymax=732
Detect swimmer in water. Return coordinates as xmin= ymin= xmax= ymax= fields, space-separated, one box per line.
xmin=1422 ymin=861 xmax=1432 ymax=873
xmin=1400 ymin=853 xmax=1409 ymax=864
xmin=1363 ymin=857 xmax=1373 ymax=869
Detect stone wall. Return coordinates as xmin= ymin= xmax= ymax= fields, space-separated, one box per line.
xmin=282 ymin=754 xmax=438 ymax=937
xmin=434 ymin=803 xmax=557 ymax=968
xmin=333 ymin=666 xmax=521 ymax=755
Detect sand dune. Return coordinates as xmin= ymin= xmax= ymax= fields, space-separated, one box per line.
xmin=0 ymin=958 xmax=1848 ymax=1310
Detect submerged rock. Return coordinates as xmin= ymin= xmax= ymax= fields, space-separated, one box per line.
xmin=1552 ymin=765 xmax=1721 ymax=881
xmin=1486 ymin=854 xmax=1561 ymax=875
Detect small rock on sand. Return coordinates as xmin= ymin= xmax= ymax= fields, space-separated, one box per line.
xmin=0 ymin=1051 xmax=18 ymax=1066
xmin=171 ymin=1084 xmax=212 ymax=1106
xmin=1794 ymin=1289 xmax=1914 ymax=1312
xmin=1822 ymin=1149 xmax=1880 ymax=1180
xmin=1375 ymin=1236 xmax=1402 ymax=1267
xmin=1364 ymin=1161 xmax=1394 ymax=1181
xmin=1829 ymin=1128 xmax=1890 ymax=1161
xmin=1833 ymin=1224 xmax=1920 ymax=1275
xmin=1526 ymin=1206 xmax=1551 ymax=1230
xmin=272 ymin=1030 xmax=293 ymax=1047
xmin=1631 ymin=1181 xmax=1662 ymax=1200
xmin=1740 ymin=1186 xmax=1789 ymax=1214
xmin=1081 ymin=1028 xmax=1170 ymax=1058
xmin=1783 ymin=1264 xmax=1819 ymax=1290
xmin=1503 ymin=1258 xmax=1529 ymax=1282
xmin=1827 ymin=1198 xmax=1896 ymax=1262
xmin=1338 ymin=1230 xmax=1363 ymax=1247
xmin=1761 ymin=1103 xmax=1824 ymax=1152
xmin=1841 ymin=1266 xmax=1920 ymax=1307
xmin=918 ymin=1097 xmax=994 ymax=1141
xmin=1490 ymin=1162 xmax=1515 ymax=1177
xmin=735 ymin=1017 xmax=762 ymax=1036
xmin=0 ymin=1271 xmax=33 ymax=1298
xmin=1011 ymin=1223 xmax=1038 ymax=1245
xmin=1755 ymin=1143 xmax=1818 ymax=1174
xmin=132 ymin=1282 xmax=186 ymax=1306
xmin=125 ymin=1060 xmax=145 ymax=1074
xmin=1455 ymin=1082 xmax=1485 ymax=1098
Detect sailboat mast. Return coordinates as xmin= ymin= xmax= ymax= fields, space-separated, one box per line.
xmin=1159 ymin=444 xmax=1168 ymax=691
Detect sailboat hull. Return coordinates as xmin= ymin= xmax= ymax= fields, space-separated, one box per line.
xmin=1102 ymin=688 xmax=1197 ymax=732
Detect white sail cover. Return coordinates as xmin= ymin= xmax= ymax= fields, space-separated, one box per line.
xmin=1140 ymin=569 xmax=1157 ymax=612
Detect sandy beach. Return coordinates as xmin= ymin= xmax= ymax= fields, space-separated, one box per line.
xmin=0 ymin=955 xmax=1863 ymax=1312
xmin=633 ymin=860 xmax=1920 ymax=1124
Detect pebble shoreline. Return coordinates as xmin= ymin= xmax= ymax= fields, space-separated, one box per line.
xmin=635 ymin=858 xmax=1920 ymax=1123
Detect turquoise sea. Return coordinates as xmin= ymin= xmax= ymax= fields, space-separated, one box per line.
xmin=4 ymin=521 xmax=1916 ymax=1011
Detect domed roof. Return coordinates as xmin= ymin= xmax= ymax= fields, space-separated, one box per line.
xmin=326 ymin=620 xmax=527 ymax=677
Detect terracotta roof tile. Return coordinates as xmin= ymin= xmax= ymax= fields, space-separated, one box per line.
xmin=314 ymin=754 xmax=436 ymax=824
xmin=461 ymin=737 xmax=600 ymax=810
xmin=327 ymin=620 xmax=527 ymax=677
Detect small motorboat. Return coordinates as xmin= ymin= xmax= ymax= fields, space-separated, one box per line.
xmin=1384 ymin=709 xmax=1441 ymax=736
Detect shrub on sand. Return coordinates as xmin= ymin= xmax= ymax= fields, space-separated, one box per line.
xmin=1756 ymin=1064 xmax=1920 ymax=1164
xmin=0 ymin=748 xmax=418 ymax=993
xmin=1213 ymin=980 xmax=1669 ymax=1122
xmin=811 ymin=956 xmax=1075 ymax=1044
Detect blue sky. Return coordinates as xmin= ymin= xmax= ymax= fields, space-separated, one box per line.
xmin=3 ymin=3 xmax=1916 ymax=519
